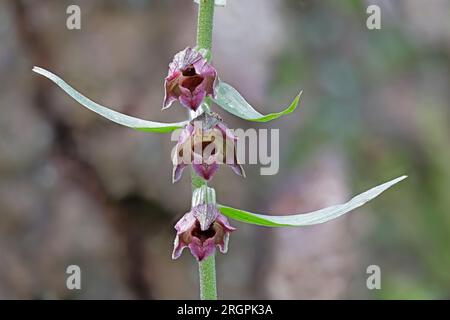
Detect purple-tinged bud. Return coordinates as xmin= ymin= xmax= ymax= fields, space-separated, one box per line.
xmin=163 ymin=47 xmax=217 ymax=111
xmin=172 ymin=187 xmax=235 ymax=261
xmin=172 ymin=113 xmax=245 ymax=182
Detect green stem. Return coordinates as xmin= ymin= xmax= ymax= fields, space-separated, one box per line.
xmin=198 ymin=254 xmax=217 ymax=300
xmin=193 ymin=0 xmax=217 ymax=300
xmin=196 ymin=0 xmax=215 ymax=53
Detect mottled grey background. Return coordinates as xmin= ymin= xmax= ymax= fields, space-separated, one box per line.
xmin=0 ymin=0 xmax=449 ymax=299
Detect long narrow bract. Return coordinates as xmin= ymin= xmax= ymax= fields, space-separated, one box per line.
xmin=33 ymin=67 xmax=188 ymax=133
xmin=218 ymin=175 xmax=407 ymax=227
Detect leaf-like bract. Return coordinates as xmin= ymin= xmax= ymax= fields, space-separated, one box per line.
xmin=218 ymin=175 xmax=407 ymax=227
xmin=33 ymin=67 xmax=188 ymax=133
xmin=213 ymin=81 xmax=301 ymax=122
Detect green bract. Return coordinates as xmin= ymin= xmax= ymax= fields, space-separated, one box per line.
xmin=218 ymin=175 xmax=407 ymax=227
xmin=213 ymin=81 xmax=302 ymax=122
xmin=32 ymin=67 xmax=188 ymax=133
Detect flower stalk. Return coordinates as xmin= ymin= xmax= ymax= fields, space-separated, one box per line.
xmin=194 ymin=0 xmax=217 ymax=300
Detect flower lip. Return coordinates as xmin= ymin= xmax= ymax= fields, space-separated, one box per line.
xmin=182 ymin=76 xmax=204 ymax=93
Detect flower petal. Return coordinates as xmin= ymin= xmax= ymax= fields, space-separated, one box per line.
xmin=163 ymin=71 xmax=182 ymax=109
xmin=172 ymin=163 xmax=188 ymax=183
xmin=172 ymin=235 xmax=188 ymax=259
xmin=216 ymin=232 xmax=230 ymax=254
xmin=174 ymin=211 xmax=197 ymax=234
xmin=215 ymin=213 xmax=236 ymax=232
xmin=170 ymin=47 xmax=203 ymax=74
xmin=229 ymin=163 xmax=246 ymax=178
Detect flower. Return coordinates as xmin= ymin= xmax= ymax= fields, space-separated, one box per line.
xmin=172 ymin=113 xmax=245 ymax=182
xmin=163 ymin=47 xmax=217 ymax=111
xmin=172 ymin=204 xmax=235 ymax=261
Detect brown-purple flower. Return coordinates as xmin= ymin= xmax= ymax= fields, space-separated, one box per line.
xmin=172 ymin=204 xmax=235 ymax=261
xmin=172 ymin=113 xmax=245 ymax=182
xmin=163 ymin=47 xmax=217 ymax=111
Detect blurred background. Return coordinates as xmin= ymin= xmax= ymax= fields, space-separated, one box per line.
xmin=0 ymin=0 xmax=449 ymax=299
